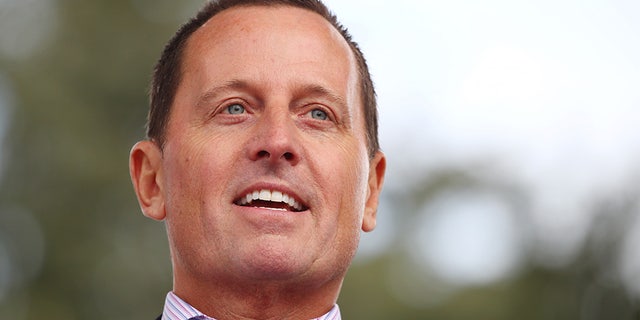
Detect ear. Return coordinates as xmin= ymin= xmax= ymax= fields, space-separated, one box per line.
xmin=129 ymin=140 xmax=166 ymax=221
xmin=362 ymin=151 xmax=386 ymax=232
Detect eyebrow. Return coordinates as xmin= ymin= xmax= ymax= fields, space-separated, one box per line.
xmin=195 ymin=79 xmax=250 ymax=109
xmin=292 ymin=84 xmax=348 ymax=110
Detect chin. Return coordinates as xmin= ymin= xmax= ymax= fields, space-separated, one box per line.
xmin=236 ymin=242 xmax=314 ymax=281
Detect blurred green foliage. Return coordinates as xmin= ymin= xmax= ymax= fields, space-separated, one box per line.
xmin=0 ymin=1 xmax=639 ymax=319
xmin=0 ymin=1 xmax=179 ymax=318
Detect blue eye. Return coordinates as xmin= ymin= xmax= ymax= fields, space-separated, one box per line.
xmin=226 ymin=103 xmax=245 ymax=114
xmin=310 ymin=109 xmax=328 ymax=120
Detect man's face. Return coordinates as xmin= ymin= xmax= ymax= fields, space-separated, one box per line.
xmin=136 ymin=6 xmax=385 ymax=289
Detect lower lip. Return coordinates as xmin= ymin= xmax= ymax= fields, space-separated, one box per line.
xmin=233 ymin=204 xmax=308 ymax=216
xmin=233 ymin=204 xmax=309 ymax=230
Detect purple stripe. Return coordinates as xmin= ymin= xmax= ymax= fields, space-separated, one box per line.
xmin=163 ymin=292 xmax=207 ymax=320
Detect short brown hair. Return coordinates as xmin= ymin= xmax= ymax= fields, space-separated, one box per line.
xmin=147 ymin=0 xmax=379 ymax=156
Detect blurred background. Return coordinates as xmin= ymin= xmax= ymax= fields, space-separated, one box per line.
xmin=1 ymin=0 xmax=639 ymax=319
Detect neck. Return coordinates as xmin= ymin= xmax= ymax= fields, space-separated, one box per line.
xmin=173 ymin=269 xmax=343 ymax=320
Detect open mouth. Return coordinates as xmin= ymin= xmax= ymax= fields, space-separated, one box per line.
xmin=234 ymin=189 xmax=308 ymax=212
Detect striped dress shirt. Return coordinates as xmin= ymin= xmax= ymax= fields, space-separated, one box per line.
xmin=161 ymin=291 xmax=341 ymax=320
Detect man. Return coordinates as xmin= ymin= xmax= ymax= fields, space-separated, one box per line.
xmin=129 ymin=0 xmax=385 ymax=319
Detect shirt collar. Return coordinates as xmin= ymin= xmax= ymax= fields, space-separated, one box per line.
xmin=162 ymin=292 xmax=208 ymax=320
xmin=161 ymin=291 xmax=341 ymax=320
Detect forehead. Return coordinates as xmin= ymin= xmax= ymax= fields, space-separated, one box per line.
xmin=189 ymin=5 xmax=348 ymax=52
xmin=180 ymin=5 xmax=358 ymax=90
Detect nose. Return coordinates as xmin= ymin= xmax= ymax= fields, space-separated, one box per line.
xmin=247 ymin=113 xmax=301 ymax=167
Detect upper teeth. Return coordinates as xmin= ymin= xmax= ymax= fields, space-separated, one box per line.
xmin=238 ymin=189 xmax=303 ymax=211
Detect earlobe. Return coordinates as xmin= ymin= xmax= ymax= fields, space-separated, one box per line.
xmin=129 ymin=140 xmax=166 ymax=221
xmin=362 ymin=151 xmax=386 ymax=232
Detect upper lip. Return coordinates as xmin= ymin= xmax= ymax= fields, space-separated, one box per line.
xmin=233 ymin=182 xmax=309 ymax=212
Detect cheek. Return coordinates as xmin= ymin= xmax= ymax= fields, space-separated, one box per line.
xmin=165 ymin=134 xmax=233 ymax=187
xmin=162 ymin=141 xmax=222 ymax=216
xmin=321 ymin=144 xmax=370 ymax=225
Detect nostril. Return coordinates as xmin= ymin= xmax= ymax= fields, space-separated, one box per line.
xmin=282 ymin=152 xmax=294 ymax=161
xmin=253 ymin=150 xmax=296 ymax=163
